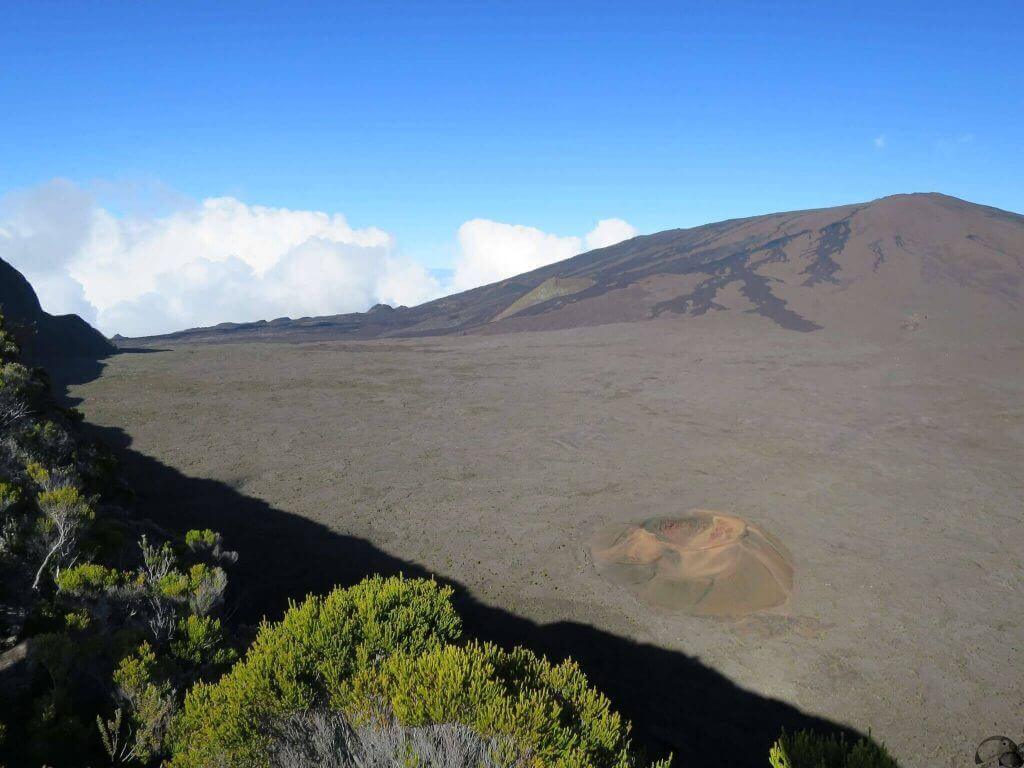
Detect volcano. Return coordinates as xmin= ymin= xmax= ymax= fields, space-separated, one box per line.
xmin=126 ymin=192 xmax=1024 ymax=345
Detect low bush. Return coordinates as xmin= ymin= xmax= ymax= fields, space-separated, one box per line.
xmin=185 ymin=528 xmax=219 ymax=551
xmin=170 ymin=575 xmax=462 ymax=767
xmin=344 ymin=641 xmax=660 ymax=768
xmin=769 ymin=730 xmax=899 ymax=768
xmin=55 ymin=562 xmax=128 ymax=594
xmin=170 ymin=575 xmax=667 ymax=768
xmin=92 ymin=641 xmax=178 ymax=765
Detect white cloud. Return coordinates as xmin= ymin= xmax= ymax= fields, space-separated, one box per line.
xmin=452 ymin=217 xmax=637 ymax=291
xmin=585 ymin=218 xmax=638 ymax=251
xmin=0 ymin=179 xmax=636 ymax=337
xmin=873 ymin=135 xmax=887 ymax=149
xmin=0 ymin=180 xmax=441 ymax=337
xmin=375 ymin=258 xmax=442 ymax=309
xmin=453 ymin=220 xmax=582 ymax=292
xmin=0 ymin=180 xmax=99 ymax=322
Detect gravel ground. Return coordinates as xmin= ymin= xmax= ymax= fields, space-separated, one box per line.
xmin=69 ymin=313 xmax=1024 ymax=768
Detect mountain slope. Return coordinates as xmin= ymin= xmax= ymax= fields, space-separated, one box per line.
xmin=0 ymin=257 xmax=114 ymax=366
xmin=127 ymin=193 xmax=1024 ymax=344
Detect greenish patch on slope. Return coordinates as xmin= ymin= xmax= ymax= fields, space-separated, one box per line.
xmin=493 ymin=277 xmax=595 ymax=322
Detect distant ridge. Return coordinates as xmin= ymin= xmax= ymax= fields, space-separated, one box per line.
xmin=0 ymin=257 xmax=114 ymax=368
xmin=122 ymin=192 xmax=1024 ymax=345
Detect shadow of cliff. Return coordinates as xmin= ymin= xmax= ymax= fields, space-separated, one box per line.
xmin=55 ymin=353 xmax=861 ymax=768
xmin=44 ymin=349 xmax=165 ymax=406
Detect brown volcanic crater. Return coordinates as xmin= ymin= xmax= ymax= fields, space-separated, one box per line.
xmin=587 ymin=511 xmax=794 ymax=616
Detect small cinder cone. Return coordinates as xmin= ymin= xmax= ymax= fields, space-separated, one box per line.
xmin=587 ymin=510 xmax=794 ymax=616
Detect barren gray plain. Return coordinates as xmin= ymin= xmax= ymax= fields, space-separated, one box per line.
xmin=70 ymin=312 xmax=1024 ymax=767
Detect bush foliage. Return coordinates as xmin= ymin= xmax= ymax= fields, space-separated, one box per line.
xmin=170 ymin=575 xmax=670 ymax=768
xmin=170 ymin=575 xmax=672 ymax=768
xmin=769 ymin=730 xmax=900 ymax=768
xmin=345 ymin=641 xmax=654 ymax=768
xmin=170 ymin=576 xmax=464 ymax=767
xmin=0 ymin=312 xmax=237 ymax=766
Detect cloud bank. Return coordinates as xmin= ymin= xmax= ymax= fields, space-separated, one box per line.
xmin=453 ymin=217 xmax=637 ymax=291
xmin=0 ymin=180 xmax=637 ymax=337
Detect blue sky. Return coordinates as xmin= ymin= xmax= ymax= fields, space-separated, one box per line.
xmin=1 ymin=1 xmax=1022 ymax=334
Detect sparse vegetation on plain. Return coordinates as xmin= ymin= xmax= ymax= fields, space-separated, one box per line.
xmin=0 ymin=306 xmax=897 ymax=767
xmin=0 ymin=312 xmax=238 ymax=765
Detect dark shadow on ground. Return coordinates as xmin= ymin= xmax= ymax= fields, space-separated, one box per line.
xmin=44 ymin=349 xmax=167 ymax=406
xmin=55 ymin=356 xmax=861 ymax=768
xmin=39 ymin=355 xmax=109 ymax=399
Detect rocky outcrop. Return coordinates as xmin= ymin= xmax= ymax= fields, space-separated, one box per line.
xmin=0 ymin=257 xmax=113 ymax=367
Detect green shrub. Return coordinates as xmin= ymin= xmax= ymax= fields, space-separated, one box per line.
xmin=55 ymin=562 xmax=127 ymax=594
xmin=185 ymin=528 xmax=218 ymax=550
xmin=24 ymin=461 xmax=50 ymax=486
xmin=170 ymin=576 xmax=666 ymax=768
xmin=0 ymin=481 xmax=21 ymax=511
xmin=187 ymin=563 xmax=215 ymax=590
xmin=36 ymin=485 xmax=93 ymax=522
xmin=0 ymin=319 xmax=20 ymax=359
xmin=769 ymin=730 xmax=899 ymax=768
xmin=170 ymin=614 xmax=235 ymax=668
xmin=170 ymin=575 xmax=463 ymax=767
xmin=156 ymin=570 xmax=191 ymax=599
xmin=345 ymin=641 xmax=663 ymax=768
xmin=0 ymin=362 xmax=33 ymax=395
xmin=64 ymin=609 xmax=92 ymax=631
xmin=113 ymin=642 xmax=163 ymax=697
xmin=105 ymin=642 xmax=177 ymax=764
xmin=184 ymin=528 xmax=238 ymax=569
